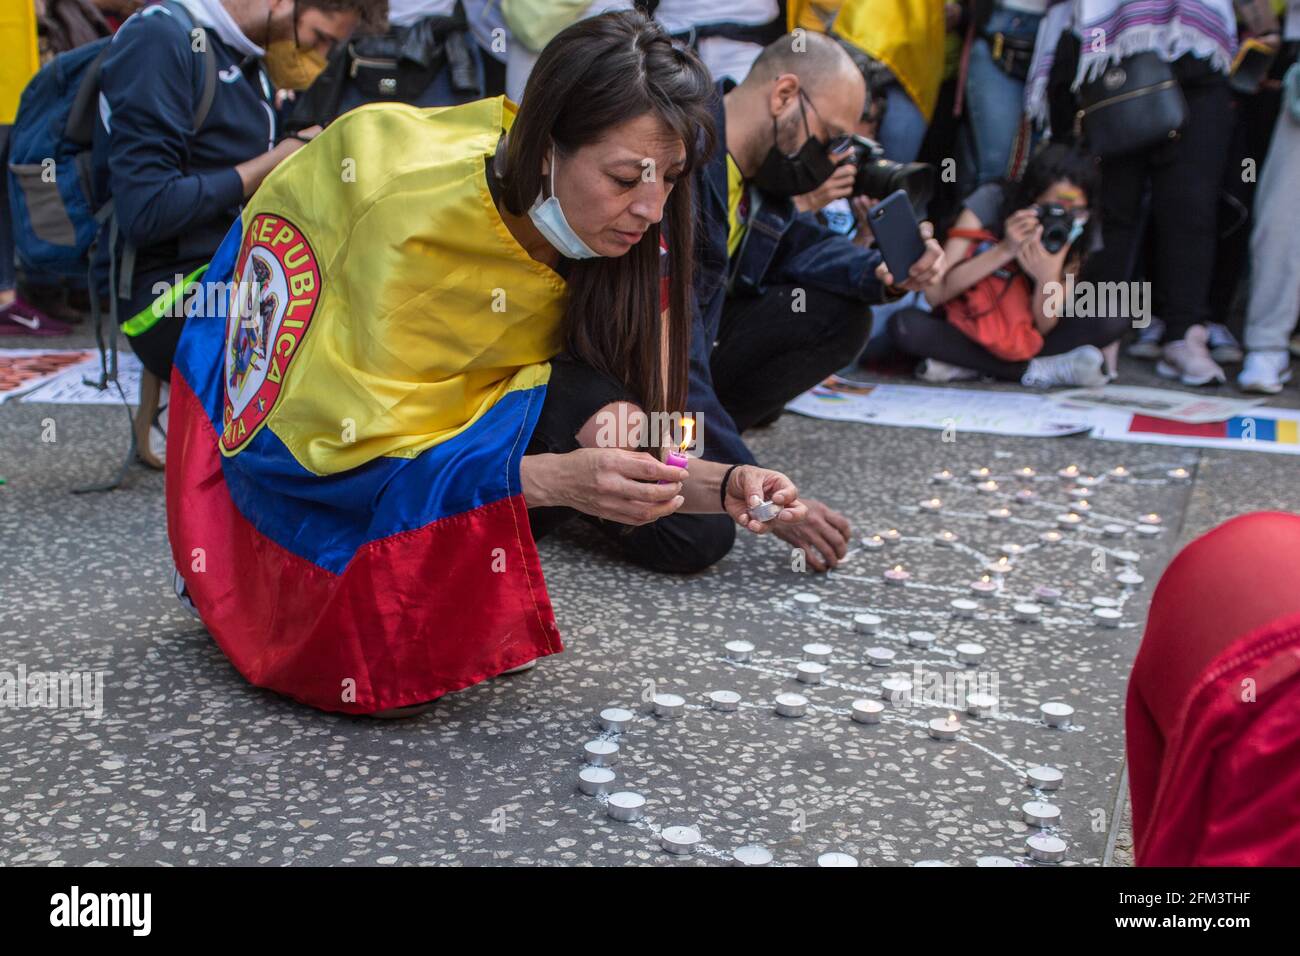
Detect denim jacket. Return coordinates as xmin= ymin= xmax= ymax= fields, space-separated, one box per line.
xmin=686 ymin=80 xmax=889 ymax=465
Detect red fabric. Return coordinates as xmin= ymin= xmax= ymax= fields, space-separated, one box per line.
xmin=1126 ymin=511 xmax=1300 ymax=865
xmin=166 ymin=371 xmax=563 ymax=714
xmin=943 ymin=228 xmax=1044 ymax=362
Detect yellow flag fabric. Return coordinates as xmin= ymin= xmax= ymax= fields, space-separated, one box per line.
xmin=236 ymin=96 xmax=567 ymax=475
xmin=832 ymin=0 xmax=946 ymax=120
xmin=0 ymin=1 xmax=40 ymax=124
xmin=788 ymin=0 xmax=848 ymax=33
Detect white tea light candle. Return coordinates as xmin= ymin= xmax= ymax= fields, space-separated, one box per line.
xmin=1040 ymin=702 xmax=1074 ymax=727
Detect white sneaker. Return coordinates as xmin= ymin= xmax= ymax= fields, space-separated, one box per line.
xmin=1156 ymin=325 xmax=1227 ymax=386
xmin=499 ymin=658 xmax=538 ymax=675
xmin=1127 ymin=317 xmax=1165 ymax=359
xmin=1206 ymin=323 xmax=1243 ymax=364
xmin=172 ymin=566 xmax=202 ymax=621
xmin=1021 ymin=345 xmax=1108 ymax=388
xmin=916 ymin=359 xmax=979 ymax=383
xmin=1237 ymin=350 xmax=1292 ymax=394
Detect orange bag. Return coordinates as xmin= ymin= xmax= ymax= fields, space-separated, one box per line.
xmin=943 ymin=228 xmax=1043 ymax=362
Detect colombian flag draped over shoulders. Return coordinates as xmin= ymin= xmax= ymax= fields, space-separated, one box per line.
xmin=168 ymin=96 xmax=567 ymax=714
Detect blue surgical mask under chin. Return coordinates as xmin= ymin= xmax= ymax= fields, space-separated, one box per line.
xmin=528 ymin=149 xmax=601 ymax=259
xmin=1066 ymin=218 xmax=1086 ymax=246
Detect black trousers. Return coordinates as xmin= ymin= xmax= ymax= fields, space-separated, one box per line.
xmin=526 ymin=284 xmax=870 ymax=573
xmin=887 ymin=306 xmax=1130 ymax=380
xmin=1081 ymin=72 xmax=1234 ymax=343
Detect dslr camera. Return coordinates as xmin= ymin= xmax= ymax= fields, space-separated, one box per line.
xmin=839 ymin=135 xmax=936 ymax=211
xmin=1032 ymin=203 xmax=1075 ymax=254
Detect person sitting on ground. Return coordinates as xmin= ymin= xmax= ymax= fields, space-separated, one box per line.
xmin=167 ymin=11 xmax=809 ymax=717
xmin=887 ymin=142 xmax=1127 ymax=388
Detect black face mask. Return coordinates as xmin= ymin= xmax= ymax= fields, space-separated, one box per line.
xmin=752 ymin=93 xmax=838 ymax=198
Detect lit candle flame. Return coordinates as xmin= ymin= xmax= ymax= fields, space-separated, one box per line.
xmin=679 ymin=417 xmax=695 ymax=452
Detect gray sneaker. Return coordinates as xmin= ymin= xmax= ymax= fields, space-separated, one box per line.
xmin=1156 ymin=325 xmax=1227 ymax=386
xmin=1021 ymin=345 xmax=1108 ymax=388
xmin=1127 ymin=317 xmax=1165 ymax=359
xmin=916 ymin=359 xmax=979 ymax=383
xmin=1206 ymin=323 xmax=1243 ymax=364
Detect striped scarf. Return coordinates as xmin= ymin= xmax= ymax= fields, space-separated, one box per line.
xmin=1025 ymin=0 xmax=1237 ymax=130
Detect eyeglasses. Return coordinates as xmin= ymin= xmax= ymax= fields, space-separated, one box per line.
xmin=798 ymin=90 xmax=854 ymax=154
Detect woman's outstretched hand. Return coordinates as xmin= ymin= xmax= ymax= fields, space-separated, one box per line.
xmin=724 ymin=465 xmax=808 ymax=534
xmin=521 ymin=449 xmax=686 ymax=526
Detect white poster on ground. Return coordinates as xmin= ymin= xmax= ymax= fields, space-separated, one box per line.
xmin=1051 ymin=385 xmax=1267 ymax=424
xmin=786 ymin=376 xmax=1095 ymax=437
xmin=18 ymin=351 xmax=143 ymax=405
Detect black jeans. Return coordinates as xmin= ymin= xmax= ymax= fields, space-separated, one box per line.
xmin=525 ymin=284 xmax=869 ymax=573
xmin=887 ymin=306 xmax=1130 ymax=380
xmin=524 ymin=354 xmax=737 ymax=575
xmin=1081 ymin=71 xmax=1234 ymax=343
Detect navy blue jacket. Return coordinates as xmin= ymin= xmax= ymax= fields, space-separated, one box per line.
xmin=92 ymin=3 xmax=275 ymax=314
xmin=688 ymin=80 xmax=890 ymax=466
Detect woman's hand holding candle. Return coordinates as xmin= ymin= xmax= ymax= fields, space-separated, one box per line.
xmin=722 ymin=465 xmax=807 ymax=535
xmin=520 ymin=449 xmax=685 ymax=526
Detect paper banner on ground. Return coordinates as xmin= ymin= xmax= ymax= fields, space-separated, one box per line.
xmin=786 ymin=376 xmax=1094 ymax=437
xmin=17 ymin=350 xmax=143 ymax=405
xmin=0 ymin=348 xmax=95 ymax=403
xmin=1087 ymin=405 xmax=1300 ymax=455
xmin=1051 ymin=385 xmax=1266 ymax=423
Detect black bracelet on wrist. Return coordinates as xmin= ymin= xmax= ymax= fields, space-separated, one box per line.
xmin=720 ymin=463 xmax=742 ymax=510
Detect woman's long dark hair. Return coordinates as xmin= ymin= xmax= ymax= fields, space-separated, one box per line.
xmin=500 ymin=10 xmax=716 ymax=439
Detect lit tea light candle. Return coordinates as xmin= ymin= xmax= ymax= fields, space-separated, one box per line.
xmin=851 ymin=698 xmax=885 ymax=724
xmin=1015 ymin=466 xmax=1037 ymax=479
xmin=732 ymin=845 xmax=773 ymax=866
xmin=1014 ymin=602 xmax=1043 ymax=623
xmin=934 ymin=530 xmax=959 ymax=547
xmin=883 ymin=565 xmax=911 ymax=586
xmin=1108 ymin=465 xmax=1130 ymax=480
xmin=865 ymin=646 xmax=896 ymax=667
xmin=817 ymin=852 xmax=858 ymax=867
xmin=907 ymin=630 xmax=937 ymax=649
xmin=653 ymin=693 xmax=685 ymax=718
xmin=774 ymin=692 xmax=808 ymax=717
xmin=606 ymin=791 xmax=645 ymax=822
xmin=950 ymin=597 xmax=979 ymax=618
xmin=1115 ymin=569 xmax=1144 ymax=589
xmin=862 ymin=534 xmax=885 ymax=550
xmin=928 ymin=713 xmax=961 ymax=741
xmin=987 ymin=507 xmax=1012 ymax=522
xmin=1093 ymin=607 xmax=1121 ymax=628
xmin=880 ymin=528 xmax=902 ymax=545
xmin=1025 ymin=765 xmax=1064 ymax=791
xmin=1114 ymin=549 xmax=1140 ymax=565
xmin=793 ymin=592 xmax=822 ymax=613
xmin=1033 ymin=585 xmax=1062 ymax=605
xmin=1040 ymin=702 xmax=1074 ymax=728
xmin=1076 ymin=474 xmax=1103 ymax=488
xmin=1039 ymin=530 xmax=1063 ymax=544
xmin=977 ymin=856 xmax=1017 ymax=867
xmin=1015 ymin=488 xmax=1037 ymax=502
xmin=985 ymin=556 xmax=1014 ymax=574
xmin=577 ymin=765 xmax=616 ymax=795
xmin=708 ymin=690 xmax=741 ymax=711
xmin=802 ymin=643 xmax=833 ymax=663
xmin=1135 ymin=524 xmax=1160 ymax=537
xmin=750 ymin=500 xmax=782 ymax=522
xmin=1001 ymin=543 xmax=1025 ymax=556
xmin=1057 ymin=464 xmax=1080 ymax=479
xmin=966 ymin=692 xmax=998 ymax=718
xmin=796 ymin=661 xmax=827 ymax=684
xmin=969 ymin=575 xmax=997 ymax=598
xmin=920 ymin=497 xmax=943 ymax=512
xmin=853 ymin=612 xmax=882 ymax=634
xmin=583 ymin=739 xmax=620 ymax=767
xmin=660 ymin=825 xmax=702 ymax=855
xmin=1167 ymin=467 xmax=1191 ymax=482
xmin=969 ymin=467 xmax=992 ymax=480
xmin=1138 ymin=512 xmax=1162 ymax=526
xmin=880 ymin=677 xmax=913 ymax=702
xmin=976 ymin=480 xmax=1000 ymax=494
xmin=1102 ymin=523 xmax=1126 ymax=538
xmin=1026 ymin=833 xmax=1067 ymax=863
xmin=599 ymin=707 xmax=635 ymax=732
xmin=956 ymin=642 xmax=986 ymax=665
xmin=1069 ymin=499 xmax=1092 ymax=514
xmin=1022 ymin=801 xmax=1061 ymax=828
xmin=723 ymin=640 xmax=754 ymax=662
xmin=1067 ymin=486 xmax=1090 ymax=499
xmin=1056 ymin=512 xmax=1083 ymax=529
xmin=931 ymin=469 xmax=955 ymax=484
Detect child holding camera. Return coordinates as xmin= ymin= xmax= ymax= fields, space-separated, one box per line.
xmin=886 ymin=143 xmax=1127 ymax=387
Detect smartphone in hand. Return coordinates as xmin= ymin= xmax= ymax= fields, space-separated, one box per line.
xmin=866 ymin=189 xmax=925 ymax=282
